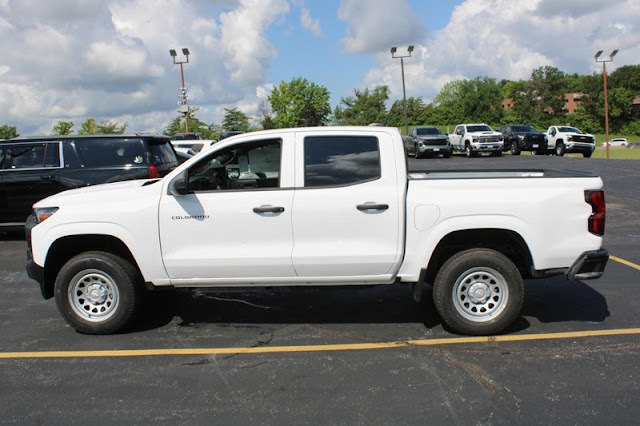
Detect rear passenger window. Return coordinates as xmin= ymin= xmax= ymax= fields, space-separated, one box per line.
xmin=74 ymin=139 xmax=146 ymax=167
xmin=2 ymin=143 xmax=52 ymax=169
xmin=304 ymin=136 xmax=381 ymax=187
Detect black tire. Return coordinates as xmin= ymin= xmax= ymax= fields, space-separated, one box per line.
xmin=465 ymin=144 xmax=474 ymax=158
xmin=54 ymin=251 xmax=141 ymax=334
xmin=583 ymin=152 xmax=592 ymax=158
xmin=443 ymin=150 xmax=451 ymax=158
xmin=555 ymin=142 xmax=565 ymax=156
xmin=492 ymin=150 xmax=502 ymax=157
xmin=414 ymin=144 xmax=421 ymax=159
xmin=510 ymin=141 xmax=520 ymax=155
xmin=432 ymin=248 xmax=524 ymax=335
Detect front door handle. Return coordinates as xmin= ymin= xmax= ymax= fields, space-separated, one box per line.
xmin=357 ymin=203 xmax=389 ymax=211
xmin=253 ymin=205 xmax=285 ymax=214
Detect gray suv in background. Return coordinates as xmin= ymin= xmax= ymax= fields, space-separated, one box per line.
xmin=405 ymin=126 xmax=452 ymax=158
xmin=0 ymin=134 xmax=178 ymax=230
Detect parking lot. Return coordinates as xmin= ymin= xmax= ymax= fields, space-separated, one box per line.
xmin=1 ymin=153 xmax=639 ymax=424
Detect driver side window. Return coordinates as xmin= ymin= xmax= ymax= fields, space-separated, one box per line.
xmin=187 ymin=139 xmax=281 ymax=192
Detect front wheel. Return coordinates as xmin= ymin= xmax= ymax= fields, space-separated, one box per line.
xmin=54 ymin=251 xmax=141 ymax=334
xmin=465 ymin=144 xmax=474 ymax=158
xmin=583 ymin=152 xmax=592 ymax=158
xmin=433 ymin=248 xmax=524 ymax=335
xmin=510 ymin=141 xmax=520 ymax=155
xmin=555 ymin=142 xmax=565 ymax=156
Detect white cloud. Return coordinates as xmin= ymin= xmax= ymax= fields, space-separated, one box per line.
xmin=219 ymin=0 xmax=290 ymax=84
xmin=0 ymin=0 xmax=291 ymax=135
xmin=300 ymin=7 xmax=323 ymax=37
xmin=338 ymin=0 xmax=427 ymax=53
xmin=361 ymin=0 xmax=640 ymax=104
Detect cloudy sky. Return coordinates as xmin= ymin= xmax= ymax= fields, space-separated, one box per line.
xmin=1 ymin=0 xmax=638 ymax=135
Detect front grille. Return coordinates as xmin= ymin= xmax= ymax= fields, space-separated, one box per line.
xmin=479 ymin=136 xmax=502 ymax=143
xmin=420 ymin=138 xmax=448 ymax=146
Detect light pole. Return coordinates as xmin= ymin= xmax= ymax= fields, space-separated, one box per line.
xmin=594 ymin=49 xmax=618 ymax=160
xmin=390 ymin=45 xmax=414 ymax=135
xmin=170 ymin=47 xmax=191 ymax=133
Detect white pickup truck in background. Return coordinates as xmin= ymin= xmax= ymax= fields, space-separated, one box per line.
xmin=545 ymin=125 xmax=596 ymax=157
xmin=26 ymin=127 xmax=609 ymax=336
xmin=449 ymin=123 xmax=504 ymax=157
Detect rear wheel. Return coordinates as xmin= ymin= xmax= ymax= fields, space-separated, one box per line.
xmin=433 ymin=248 xmax=524 ymax=335
xmin=54 ymin=251 xmax=141 ymax=334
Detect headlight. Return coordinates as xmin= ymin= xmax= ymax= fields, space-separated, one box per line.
xmin=33 ymin=207 xmax=59 ymax=224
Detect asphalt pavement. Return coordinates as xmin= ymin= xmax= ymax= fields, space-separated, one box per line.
xmin=1 ymin=153 xmax=639 ymax=424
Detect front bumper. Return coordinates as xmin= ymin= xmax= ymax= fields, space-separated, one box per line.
xmin=24 ymin=214 xmax=49 ymax=299
xmin=418 ymin=144 xmax=452 ymax=154
xmin=565 ymin=142 xmax=595 ymax=154
xmin=472 ymin=143 xmax=503 ymax=152
xmin=567 ymin=249 xmax=609 ymax=280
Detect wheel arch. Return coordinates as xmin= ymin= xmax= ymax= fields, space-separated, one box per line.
xmin=423 ymin=228 xmax=533 ymax=286
xmin=42 ymin=234 xmax=141 ymax=299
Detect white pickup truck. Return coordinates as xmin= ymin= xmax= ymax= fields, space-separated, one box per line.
xmin=545 ymin=125 xmax=596 ymax=157
xmin=26 ymin=126 xmax=608 ymax=336
xmin=449 ymin=123 xmax=504 ymax=157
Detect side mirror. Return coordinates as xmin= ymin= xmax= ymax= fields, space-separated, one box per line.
xmin=168 ymin=171 xmax=188 ymax=196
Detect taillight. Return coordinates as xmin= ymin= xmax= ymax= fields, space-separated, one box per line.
xmin=585 ymin=190 xmax=605 ymax=236
xmin=148 ymin=165 xmax=159 ymax=179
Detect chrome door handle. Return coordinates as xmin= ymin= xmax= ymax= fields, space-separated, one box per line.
xmin=357 ymin=203 xmax=389 ymax=211
xmin=253 ymin=205 xmax=285 ymax=214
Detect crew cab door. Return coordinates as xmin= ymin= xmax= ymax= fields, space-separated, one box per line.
xmin=546 ymin=127 xmax=557 ymax=148
xmin=290 ymin=130 xmax=404 ymax=281
xmin=158 ymin=135 xmax=295 ymax=280
xmin=451 ymin=126 xmax=464 ymax=149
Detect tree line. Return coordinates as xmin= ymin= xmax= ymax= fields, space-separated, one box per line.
xmin=2 ymin=65 xmax=638 ymax=140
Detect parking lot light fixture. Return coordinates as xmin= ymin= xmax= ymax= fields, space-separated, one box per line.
xmin=595 ymin=49 xmax=619 ymax=160
xmin=390 ymin=46 xmax=414 ymax=135
xmin=170 ymin=47 xmax=191 ymax=133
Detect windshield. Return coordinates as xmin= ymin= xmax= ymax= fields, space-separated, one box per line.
xmin=558 ymin=126 xmax=582 ymax=134
xmin=467 ymin=125 xmax=492 ymax=132
xmin=416 ymin=127 xmax=443 ymax=136
xmin=512 ymin=125 xmax=536 ymax=132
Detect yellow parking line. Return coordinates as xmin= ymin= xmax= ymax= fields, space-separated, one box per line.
xmin=1 ymin=328 xmax=639 ymax=359
xmin=611 ymin=255 xmax=640 ymax=271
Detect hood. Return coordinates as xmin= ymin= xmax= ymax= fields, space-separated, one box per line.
xmin=33 ymin=179 xmax=159 ymax=207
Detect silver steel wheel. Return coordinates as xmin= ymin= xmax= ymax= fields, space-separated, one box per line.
xmin=452 ymin=267 xmax=508 ymax=322
xmin=68 ymin=269 xmax=120 ymax=322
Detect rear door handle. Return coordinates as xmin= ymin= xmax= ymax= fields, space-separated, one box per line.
xmin=357 ymin=203 xmax=389 ymax=211
xmin=253 ymin=205 xmax=285 ymax=214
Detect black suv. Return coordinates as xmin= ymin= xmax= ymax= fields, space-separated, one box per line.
xmin=0 ymin=134 xmax=178 ymax=230
xmin=498 ymin=125 xmax=547 ymax=155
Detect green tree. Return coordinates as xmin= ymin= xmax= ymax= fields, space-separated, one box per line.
xmin=527 ymin=66 xmax=568 ymax=126
xmin=333 ymin=86 xmax=389 ymax=126
xmin=609 ymin=65 xmax=640 ymax=93
xmin=433 ymin=77 xmax=503 ymax=125
xmin=165 ymin=107 xmax=216 ymax=138
xmin=269 ymin=77 xmax=331 ymax=127
xmin=78 ymin=118 xmax=127 ymax=135
xmin=52 ymin=120 xmax=74 ymax=135
xmin=78 ymin=118 xmax=99 ymax=135
xmin=257 ymin=100 xmax=276 ymax=130
xmin=0 ymin=124 xmax=19 ymax=139
xmin=222 ymin=107 xmax=251 ymax=131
